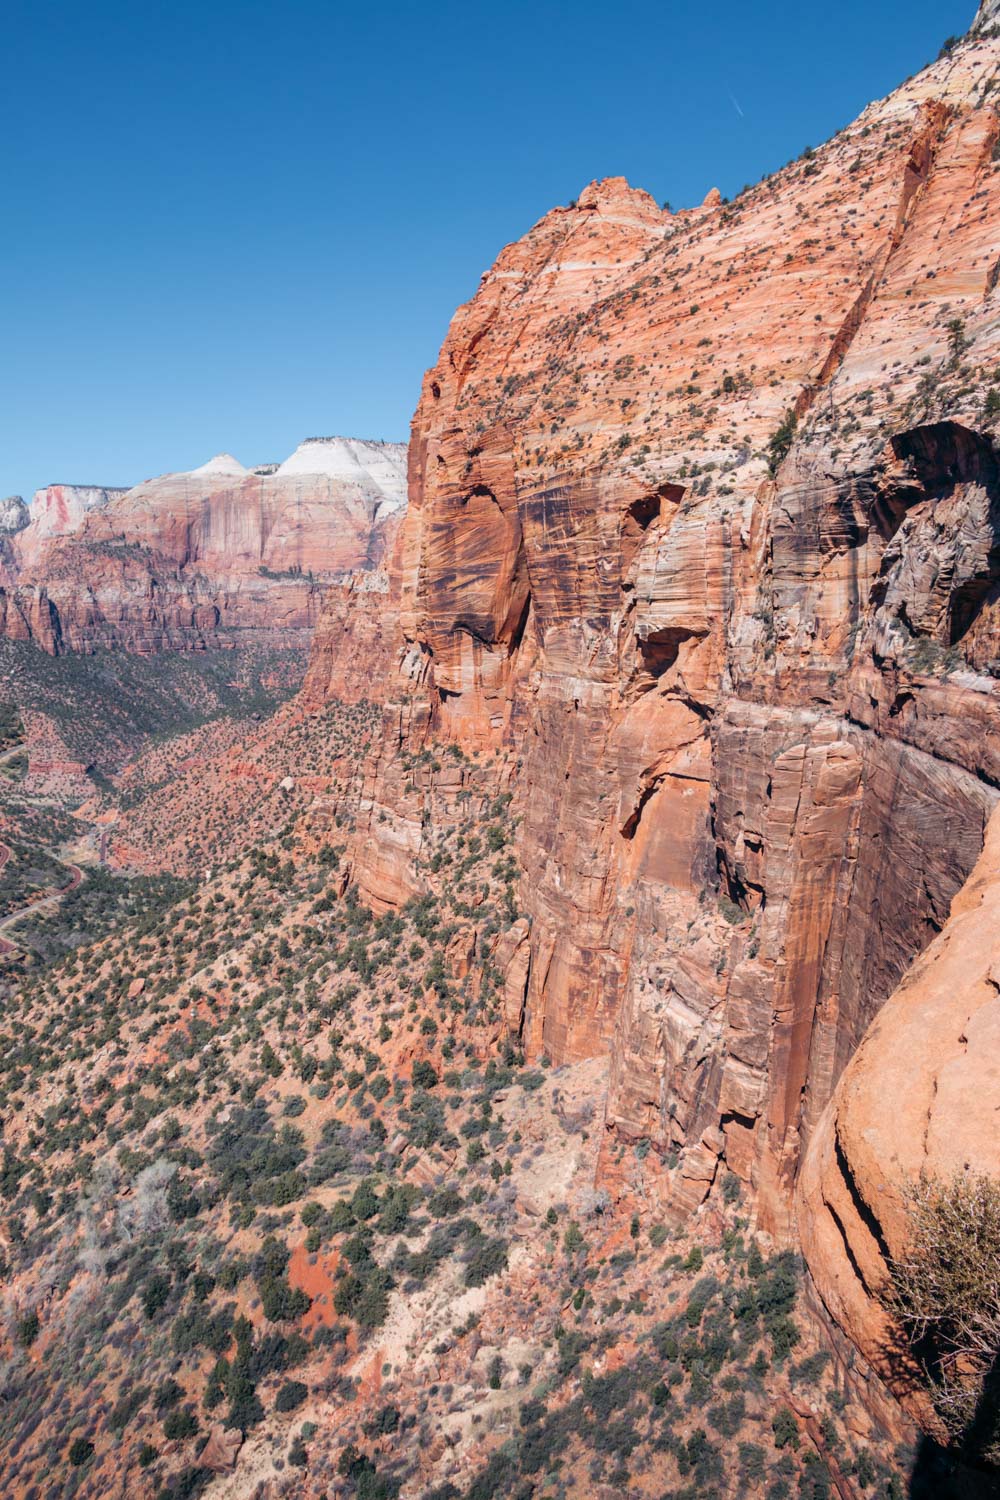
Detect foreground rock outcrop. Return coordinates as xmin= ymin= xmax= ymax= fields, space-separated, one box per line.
xmin=799 ymin=801 xmax=1000 ymax=1434
xmin=313 ymin=18 xmax=1000 ymax=1244
xmin=1 ymin=437 xmax=406 ymax=653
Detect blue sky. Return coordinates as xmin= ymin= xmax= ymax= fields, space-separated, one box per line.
xmin=2 ymin=0 xmax=972 ymax=501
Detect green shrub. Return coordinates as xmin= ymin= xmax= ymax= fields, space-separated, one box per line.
xmin=142 ymin=1272 xmax=172 ymax=1318
xmin=464 ymin=1236 xmax=508 ymax=1288
xmin=772 ymin=1406 xmax=799 ymax=1450
xmin=563 ymin=1221 xmax=585 ymax=1253
xmin=16 ymin=1309 xmax=40 ymax=1347
xmin=275 ymin=1379 xmax=308 ymax=1412
xmin=412 ymin=1059 xmax=438 ymax=1090
xmin=163 ymin=1408 xmax=199 ymax=1440
xmin=767 ymin=409 xmax=797 ymax=475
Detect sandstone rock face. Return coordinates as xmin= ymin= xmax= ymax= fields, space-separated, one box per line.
xmin=2 ymin=438 xmax=406 ymax=654
xmin=0 ymin=496 xmax=28 ymax=536
xmin=798 ymin=802 xmax=1000 ymax=1431
xmin=301 ymin=516 xmax=404 ymax=706
xmin=197 ymin=1424 xmax=243 ymax=1472
xmin=14 ymin=482 xmax=130 ymax=566
xmin=0 ymin=495 xmax=29 ymax=581
xmin=331 ymin=23 xmax=1000 ymax=1237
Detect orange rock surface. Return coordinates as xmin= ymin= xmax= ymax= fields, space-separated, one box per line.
xmin=799 ymin=801 xmax=1000 ymax=1432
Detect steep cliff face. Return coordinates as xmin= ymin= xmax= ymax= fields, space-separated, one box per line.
xmin=2 ymin=438 xmax=406 ymax=654
xmin=0 ymin=495 xmax=29 ymax=580
xmin=320 ymin=22 xmax=1000 ymax=1238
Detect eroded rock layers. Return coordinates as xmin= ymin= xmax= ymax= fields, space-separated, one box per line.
xmin=310 ymin=24 xmax=1000 ymax=1247
xmin=1 ymin=439 xmax=406 ymax=654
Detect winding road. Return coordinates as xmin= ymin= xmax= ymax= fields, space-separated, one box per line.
xmin=0 ymin=844 xmax=84 ymax=957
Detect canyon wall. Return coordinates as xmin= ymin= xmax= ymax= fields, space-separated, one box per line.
xmin=2 ymin=438 xmax=406 ymax=654
xmin=312 ymin=21 xmax=1000 ymax=1247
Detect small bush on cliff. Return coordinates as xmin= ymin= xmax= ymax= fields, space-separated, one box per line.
xmin=880 ymin=1171 xmax=1000 ymax=1467
xmin=767 ymin=410 xmax=797 ymax=476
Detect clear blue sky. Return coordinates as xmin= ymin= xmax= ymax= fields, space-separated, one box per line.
xmin=2 ymin=0 xmax=973 ymax=501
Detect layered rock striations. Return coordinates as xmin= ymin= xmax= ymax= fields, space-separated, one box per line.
xmin=2 ymin=437 xmax=406 ymax=653
xmin=315 ymin=20 xmax=1000 ymax=1246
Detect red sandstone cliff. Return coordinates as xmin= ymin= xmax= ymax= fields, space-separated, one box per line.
xmin=307 ymin=19 xmax=1000 ymax=1258
xmin=2 ymin=438 xmax=406 ymax=654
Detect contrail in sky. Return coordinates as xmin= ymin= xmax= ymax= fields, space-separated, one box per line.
xmin=729 ymin=92 xmax=745 ymax=118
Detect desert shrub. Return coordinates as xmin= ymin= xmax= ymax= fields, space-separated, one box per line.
xmin=767 ymin=409 xmax=797 ymax=474
xmin=260 ymin=1274 xmax=310 ymax=1322
xmin=739 ymin=1441 xmax=766 ymax=1482
xmin=16 ymin=1309 xmax=40 ymax=1347
xmin=464 ymin=1236 xmax=508 ymax=1287
xmin=428 ymin=1188 xmax=462 ymax=1220
xmin=254 ymin=1234 xmax=311 ymax=1321
xmin=109 ymin=1383 xmax=150 ymax=1434
xmin=722 ymin=1171 xmax=742 ymax=1203
xmin=163 ymin=1407 xmax=199 ymax=1440
xmin=791 ymin=1351 xmax=830 ymax=1387
xmin=708 ymin=1391 xmax=745 ymax=1437
xmin=880 ymin=1171 xmax=1000 ymax=1465
xmin=772 ymin=1406 xmax=799 ymax=1449
xmin=334 ymin=1264 xmax=394 ymax=1328
xmin=557 ymin=1328 xmax=591 ymax=1375
xmin=68 ymin=1437 xmax=94 ymax=1466
xmin=155 ymin=1377 xmax=184 ymax=1411
xmin=376 ymin=1185 xmax=414 ymax=1234
xmin=412 ymin=1059 xmax=438 ymax=1089
xmin=142 ymin=1272 xmax=172 ymax=1318
xmin=365 ymin=1403 xmax=401 ymax=1436
xmin=275 ymin=1379 xmax=308 ymax=1412
xmin=757 ymin=1250 xmax=800 ymax=1360
xmin=337 ymin=1442 xmax=401 ymax=1498
xmin=351 ymin=1179 xmax=380 ymax=1221
xmin=563 ymin=1220 xmax=587 ymax=1252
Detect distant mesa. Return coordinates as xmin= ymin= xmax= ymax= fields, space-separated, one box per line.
xmin=1 ymin=433 xmax=408 ymax=655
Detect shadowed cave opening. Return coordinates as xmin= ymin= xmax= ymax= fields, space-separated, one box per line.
xmin=868 ymin=422 xmax=1000 ymax=661
xmin=620 ymin=482 xmax=684 ymax=576
xmin=637 ymin=625 xmax=697 ymax=681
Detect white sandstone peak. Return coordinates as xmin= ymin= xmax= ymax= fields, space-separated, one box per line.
xmin=189 ymin=453 xmax=248 ymax=477
xmin=276 ymin=437 xmax=407 ymax=513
